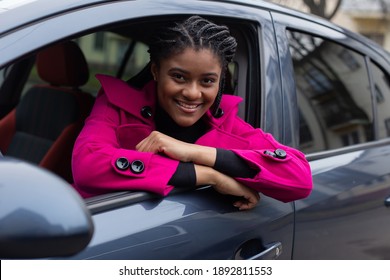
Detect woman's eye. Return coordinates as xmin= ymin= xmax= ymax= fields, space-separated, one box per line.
xmin=172 ymin=73 xmax=185 ymax=81
xmin=202 ymin=78 xmax=215 ymax=85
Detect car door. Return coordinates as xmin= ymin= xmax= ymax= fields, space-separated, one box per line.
xmin=272 ymin=11 xmax=390 ymax=259
xmin=0 ymin=1 xmax=294 ymax=259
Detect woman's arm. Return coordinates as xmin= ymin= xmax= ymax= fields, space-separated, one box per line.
xmin=194 ymin=164 xmax=260 ymax=210
xmin=136 ymin=131 xmax=260 ymax=209
xmin=136 ymin=120 xmax=313 ymax=203
xmin=136 ymin=131 xmax=217 ymax=166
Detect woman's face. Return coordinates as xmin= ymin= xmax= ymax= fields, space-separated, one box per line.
xmin=152 ymin=47 xmax=222 ymax=127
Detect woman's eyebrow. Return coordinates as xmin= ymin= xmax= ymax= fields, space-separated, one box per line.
xmin=168 ymin=67 xmax=189 ymax=74
xmin=169 ymin=67 xmax=219 ymax=77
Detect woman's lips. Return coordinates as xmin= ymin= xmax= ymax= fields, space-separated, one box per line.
xmin=176 ymin=100 xmax=202 ymax=112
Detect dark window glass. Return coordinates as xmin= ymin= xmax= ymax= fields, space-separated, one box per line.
xmin=370 ymin=61 xmax=390 ymax=139
xmin=94 ymin=32 xmax=105 ymax=51
xmin=287 ymin=30 xmax=374 ymax=153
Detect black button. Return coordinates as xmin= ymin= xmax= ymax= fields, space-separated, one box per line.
xmin=141 ymin=106 xmax=152 ymax=118
xmin=130 ymin=160 xmax=145 ymax=174
xmin=115 ymin=157 xmax=130 ymax=170
xmin=274 ymin=149 xmax=287 ymax=159
xmin=264 ymin=150 xmax=276 ymax=157
xmin=214 ymin=108 xmax=224 ymax=118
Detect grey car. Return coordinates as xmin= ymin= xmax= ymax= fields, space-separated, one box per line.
xmin=1 ymin=0 xmax=390 ymax=260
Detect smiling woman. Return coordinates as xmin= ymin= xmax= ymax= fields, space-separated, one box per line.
xmin=71 ymin=15 xmax=313 ymax=209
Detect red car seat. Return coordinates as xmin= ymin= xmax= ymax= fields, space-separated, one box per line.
xmin=0 ymin=41 xmax=94 ymax=183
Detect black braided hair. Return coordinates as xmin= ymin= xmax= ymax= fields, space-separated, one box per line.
xmin=148 ymin=15 xmax=237 ymax=117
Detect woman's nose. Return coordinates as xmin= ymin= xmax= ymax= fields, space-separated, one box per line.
xmin=182 ymin=82 xmax=201 ymax=100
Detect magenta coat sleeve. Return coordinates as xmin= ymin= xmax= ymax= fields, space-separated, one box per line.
xmin=190 ymin=94 xmax=313 ymax=203
xmin=71 ymin=91 xmax=179 ymax=198
xmin=233 ymin=126 xmax=313 ymax=202
xmin=226 ymin=117 xmax=312 ymax=203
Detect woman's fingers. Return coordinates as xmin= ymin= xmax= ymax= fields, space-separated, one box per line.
xmin=136 ymin=131 xmax=194 ymax=161
xmin=212 ymin=172 xmax=260 ymax=210
xmin=233 ymin=192 xmax=260 ymax=210
xmin=136 ymin=131 xmax=164 ymax=153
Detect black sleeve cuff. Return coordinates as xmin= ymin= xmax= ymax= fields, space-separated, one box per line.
xmin=168 ymin=162 xmax=196 ymax=188
xmin=214 ymin=148 xmax=258 ymax=178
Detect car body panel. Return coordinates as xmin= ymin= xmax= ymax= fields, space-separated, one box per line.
xmin=296 ymin=144 xmax=390 ymax=259
xmin=70 ymin=189 xmax=293 ymax=259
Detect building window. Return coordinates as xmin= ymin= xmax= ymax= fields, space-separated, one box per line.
xmin=338 ymin=49 xmax=360 ymax=71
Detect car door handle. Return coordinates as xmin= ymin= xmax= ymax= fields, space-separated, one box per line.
xmin=234 ymin=240 xmax=282 ymax=260
xmin=385 ymin=195 xmax=390 ymax=207
xmin=247 ymin=241 xmax=283 ymax=260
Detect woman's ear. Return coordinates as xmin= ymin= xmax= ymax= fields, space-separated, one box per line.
xmin=150 ymin=63 xmax=158 ymax=81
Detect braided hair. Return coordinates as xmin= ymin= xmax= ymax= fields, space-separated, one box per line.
xmin=148 ymin=16 xmax=237 ymax=117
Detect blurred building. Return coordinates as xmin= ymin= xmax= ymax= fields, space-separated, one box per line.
xmin=333 ymin=0 xmax=390 ymax=51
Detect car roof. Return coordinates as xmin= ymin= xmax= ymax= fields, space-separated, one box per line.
xmin=0 ymin=0 xmax=335 ymax=36
xmin=1 ymin=0 xmax=389 ymax=61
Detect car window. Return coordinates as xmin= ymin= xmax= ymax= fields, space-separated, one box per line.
xmin=369 ymin=61 xmax=390 ymax=139
xmin=76 ymin=32 xmax=150 ymax=95
xmin=287 ymin=30 xmax=374 ymax=154
xmin=20 ymin=32 xmax=150 ymax=97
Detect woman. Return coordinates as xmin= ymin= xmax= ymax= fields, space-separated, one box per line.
xmin=72 ymin=16 xmax=312 ymax=210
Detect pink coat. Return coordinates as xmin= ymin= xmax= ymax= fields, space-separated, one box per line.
xmin=72 ymin=74 xmax=312 ymax=202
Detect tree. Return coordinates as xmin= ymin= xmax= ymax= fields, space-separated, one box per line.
xmin=268 ymin=0 xmax=343 ymax=19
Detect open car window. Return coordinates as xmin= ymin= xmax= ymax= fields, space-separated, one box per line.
xmin=0 ymin=16 xmax=259 ymax=199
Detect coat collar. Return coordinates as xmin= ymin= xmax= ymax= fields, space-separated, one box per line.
xmin=96 ymin=74 xmax=243 ymax=126
xmin=96 ymin=74 xmax=156 ymax=124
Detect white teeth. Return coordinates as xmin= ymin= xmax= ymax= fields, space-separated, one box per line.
xmin=177 ymin=101 xmax=199 ymax=109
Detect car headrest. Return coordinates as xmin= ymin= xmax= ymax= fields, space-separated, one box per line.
xmin=36 ymin=41 xmax=89 ymax=88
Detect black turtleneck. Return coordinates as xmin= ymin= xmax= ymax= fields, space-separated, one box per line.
xmin=155 ymin=106 xmax=257 ymax=188
xmin=155 ymin=105 xmax=208 ymax=143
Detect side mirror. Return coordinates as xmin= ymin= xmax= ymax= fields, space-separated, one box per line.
xmin=0 ymin=157 xmax=94 ymax=258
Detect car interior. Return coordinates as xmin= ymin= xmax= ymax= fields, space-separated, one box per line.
xmin=0 ymin=41 xmax=94 ymax=182
xmin=0 ymin=16 xmax=255 ymax=188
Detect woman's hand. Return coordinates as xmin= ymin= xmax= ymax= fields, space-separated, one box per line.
xmin=213 ymin=172 xmax=260 ymax=210
xmin=136 ymin=131 xmax=216 ymax=166
xmin=195 ymin=164 xmax=260 ymax=210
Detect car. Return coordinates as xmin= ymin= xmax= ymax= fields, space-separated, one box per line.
xmin=1 ymin=0 xmax=390 ymax=260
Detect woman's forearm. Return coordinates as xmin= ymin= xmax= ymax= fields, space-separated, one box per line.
xmin=189 ymin=145 xmax=216 ymax=167
xmin=194 ymin=164 xmax=218 ymax=185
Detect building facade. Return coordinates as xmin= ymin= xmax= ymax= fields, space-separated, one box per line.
xmin=333 ymin=0 xmax=390 ymax=51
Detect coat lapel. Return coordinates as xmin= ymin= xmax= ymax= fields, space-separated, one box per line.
xmin=96 ymin=74 xmax=156 ymax=124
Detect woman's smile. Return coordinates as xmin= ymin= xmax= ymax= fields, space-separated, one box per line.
xmin=175 ymin=100 xmax=203 ymax=113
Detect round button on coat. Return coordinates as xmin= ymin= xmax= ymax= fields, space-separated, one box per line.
xmin=115 ymin=157 xmax=130 ymax=170
xmin=141 ymin=106 xmax=152 ymax=118
xmin=274 ymin=149 xmax=287 ymax=159
xmin=130 ymin=160 xmax=145 ymax=174
xmin=264 ymin=150 xmax=276 ymax=157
